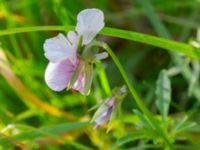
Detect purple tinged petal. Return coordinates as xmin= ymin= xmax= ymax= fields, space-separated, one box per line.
xmin=92 ymin=86 xmax=127 ymax=129
xmin=94 ymin=107 xmax=113 ymax=129
xmin=93 ymin=97 xmax=116 ymax=129
xmin=45 ymin=59 xmax=75 ymax=91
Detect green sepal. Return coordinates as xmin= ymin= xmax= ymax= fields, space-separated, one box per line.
xmin=84 ymin=60 xmax=93 ymax=95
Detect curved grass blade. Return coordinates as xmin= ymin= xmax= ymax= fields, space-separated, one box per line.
xmin=14 ymin=121 xmax=90 ymax=140
xmin=0 ymin=26 xmax=199 ymax=59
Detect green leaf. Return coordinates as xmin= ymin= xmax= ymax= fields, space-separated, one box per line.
xmin=156 ymin=70 xmax=171 ymax=121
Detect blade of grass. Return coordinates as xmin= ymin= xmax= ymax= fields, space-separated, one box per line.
xmin=137 ymin=0 xmax=170 ymax=38
xmin=0 ymin=26 xmax=199 ymax=59
xmin=101 ymin=27 xmax=199 ymax=59
xmin=0 ymin=122 xmax=92 ymax=150
xmin=14 ymin=122 xmax=90 ymax=140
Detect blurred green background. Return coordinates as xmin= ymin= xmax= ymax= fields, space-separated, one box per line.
xmin=0 ymin=0 xmax=200 ymax=149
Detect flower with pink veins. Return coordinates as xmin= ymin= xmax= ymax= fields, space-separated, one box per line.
xmin=44 ymin=8 xmax=107 ymax=95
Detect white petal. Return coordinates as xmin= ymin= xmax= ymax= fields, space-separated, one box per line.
xmin=76 ymin=8 xmax=104 ymax=45
xmin=45 ymin=59 xmax=75 ymax=91
xmin=67 ymin=31 xmax=79 ymax=46
xmin=44 ymin=33 xmax=75 ymax=62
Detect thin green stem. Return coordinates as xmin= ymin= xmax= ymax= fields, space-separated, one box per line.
xmin=91 ymin=41 xmax=172 ymax=149
xmin=0 ymin=26 xmax=199 ymax=59
xmin=0 ymin=26 xmax=74 ymax=35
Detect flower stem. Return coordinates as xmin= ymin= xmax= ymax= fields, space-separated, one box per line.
xmin=93 ymin=41 xmax=173 ymax=149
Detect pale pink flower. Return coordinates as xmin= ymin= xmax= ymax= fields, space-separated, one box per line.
xmin=44 ymin=9 xmax=107 ymax=95
xmin=93 ymin=97 xmax=115 ymax=129
xmin=92 ymin=86 xmax=127 ymax=129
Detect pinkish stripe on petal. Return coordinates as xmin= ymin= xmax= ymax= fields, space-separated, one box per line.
xmin=72 ymin=71 xmax=85 ymax=94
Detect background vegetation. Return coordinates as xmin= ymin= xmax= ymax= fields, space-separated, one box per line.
xmin=0 ymin=0 xmax=200 ymax=149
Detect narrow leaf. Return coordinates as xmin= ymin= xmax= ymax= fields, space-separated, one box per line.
xmin=14 ymin=122 xmax=90 ymax=140
xmin=156 ymin=70 xmax=171 ymax=121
